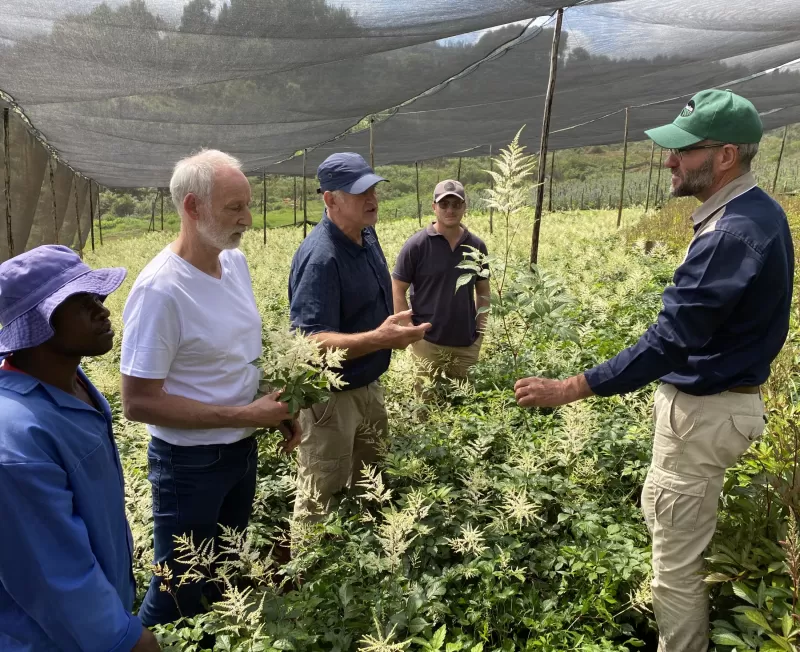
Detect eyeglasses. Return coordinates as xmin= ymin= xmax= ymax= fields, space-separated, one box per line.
xmin=437 ymin=199 xmax=465 ymax=210
xmin=669 ymin=144 xmax=732 ymax=159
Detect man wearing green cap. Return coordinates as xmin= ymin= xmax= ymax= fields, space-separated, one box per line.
xmin=512 ymin=89 xmax=794 ymax=650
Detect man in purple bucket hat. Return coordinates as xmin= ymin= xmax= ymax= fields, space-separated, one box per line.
xmin=0 ymin=245 xmax=160 ymax=651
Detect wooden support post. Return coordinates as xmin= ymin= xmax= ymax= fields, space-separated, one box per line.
xmin=98 ymin=184 xmax=103 ymax=245
xmin=302 ymin=150 xmax=308 ymax=239
xmin=415 ymin=160 xmax=421 ymax=226
xmin=655 ymin=148 xmax=664 ymax=207
xmin=262 ymin=172 xmax=267 ymax=245
xmin=644 ymin=140 xmax=656 ymax=212
xmin=456 ymin=157 xmax=462 ymax=182
xmin=293 ymin=176 xmax=298 ymax=225
xmin=529 ymin=8 xmax=563 ymax=267
xmin=489 ymin=145 xmax=494 ymax=234
xmin=773 ymin=125 xmax=788 ymax=194
xmin=617 ymin=106 xmax=630 ymax=228
xmin=149 ymin=193 xmax=156 ymax=232
xmin=160 ymin=189 xmax=164 ymax=231
xmin=89 ymin=180 xmax=95 ymax=252
xmin=49 ymin=159 xmax=59 ymax=245
xmin=548 ymin=150 xmax=555 ymax=212
xmin=74 ymin=178 xmax=84 ymax=258
xmin=369 ymin=118 xmax=375 ymax=169
xmin=3 ymin=108 xmax=13 ymax=258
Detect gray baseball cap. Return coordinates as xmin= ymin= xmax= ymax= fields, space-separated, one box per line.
xmin=433 ymin=179 xmax=466 ymax=202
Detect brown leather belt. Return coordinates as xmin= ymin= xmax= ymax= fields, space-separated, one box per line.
xmin=727 ymin=386 xmax=761 ymax=395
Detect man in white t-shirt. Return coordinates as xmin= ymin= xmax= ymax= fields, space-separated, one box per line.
xmin=120 ymin=149 xmax=297 ymax=626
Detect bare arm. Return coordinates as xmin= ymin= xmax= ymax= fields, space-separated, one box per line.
xmin=392 ymin=278 xmax=411 ymax=314
xmin=309 ymin=310 xmax=430 ymax=361
xmin=475 ymin=279 xmax=490 ymax=334
xmin=121 ymin=375 xmax=292 ymax=429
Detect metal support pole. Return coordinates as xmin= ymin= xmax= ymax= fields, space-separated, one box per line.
xmin=3 ymin=108 xmax=13 ymax=258
xmin=530 ymin=8 xmax=563 ymax=267
xmin=74 ymin=178 xmax=84 ymax=258
xmin=655 ymin=148 xmax=664 ymax=207
xmin=773 ymin=125 xmax=788 ymax=194
xmin=160 ymin=189 xmax=164 ymax=231
xmin=617 ymin=106 xmax=630 ymax=228
xmin=293 ymin=176 xmax=297 ymax=225
xmin=49 ymin=159 xmax=59 ymax=245
xmin=369 ymin=118 xmax=375 ymax=170
xmin=456 ymin=157 xmax=462 ymax=182
xmin=302 ymin=150 xmax=308 ymax=239
xmin=262 ymin=172 xmax=267 ymax=245
xmin=98 ymin=184 xmax=103 ymax=245
xmin=644 ymin=140 xmax=656 ymax=212
xmin=488 ymin=145 xmax=494 ymax=234
xmin=548 ymin=150 xmax=555 ymax=212
xmin=415 ymin=160 xmax=421 ymax=226
xmin=89 ymin=180 xmax=95 ymax=252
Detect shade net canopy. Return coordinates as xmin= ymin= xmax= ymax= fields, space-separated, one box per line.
xmin=1 ymin=0 xmax=800 ymax=260
xmin=267 ymin=0 xmax=800 ymax=175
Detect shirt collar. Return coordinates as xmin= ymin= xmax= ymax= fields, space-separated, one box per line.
xmin=0 ymin=362 xmax=103 ymax=414
xmin=322 ymin=212 xmax=369 ymax=258
xmin=426 ymin=222 xmax=470 ymax=247
xmin=691 ymin=171 xmax=757 ymax=227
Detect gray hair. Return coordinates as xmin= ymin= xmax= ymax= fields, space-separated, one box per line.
xmin=737 ymin=142 xmax=759 ymax=170
xmin=170 ymin=149 xmax=242 ymax=216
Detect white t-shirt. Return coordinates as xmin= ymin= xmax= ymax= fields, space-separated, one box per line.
xmin=120 ymin=246 xmax=262 ymax=446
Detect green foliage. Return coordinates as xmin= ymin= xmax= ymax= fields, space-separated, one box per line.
xmin=79 ymin=173 xmax=800 ymax=651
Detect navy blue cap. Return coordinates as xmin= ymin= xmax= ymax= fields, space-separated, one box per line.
xmin=316 ymin=152 xmax=388 ymax=194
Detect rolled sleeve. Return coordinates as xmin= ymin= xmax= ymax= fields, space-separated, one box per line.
xmin=289 ymin=261 xmax=341 ymax=335
xmin=120 ymin=285 xmax=180 ymax=379
xmin=586 ymin=230 xmax=763 ymax=396
xmin=0 ymin=461 xmax=142 ymax=652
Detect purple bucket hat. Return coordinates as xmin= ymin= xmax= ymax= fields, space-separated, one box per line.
xmin=0 ymin=245 xmax=127 ymax=356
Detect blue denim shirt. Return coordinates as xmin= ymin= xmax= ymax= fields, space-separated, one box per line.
xmin=0 ymin=366 xmax=141 ymax=651
xmin=289 ymin=213 xmax=392 ymax=390
xmin=586 ymin=175 xmax=794 ymax=396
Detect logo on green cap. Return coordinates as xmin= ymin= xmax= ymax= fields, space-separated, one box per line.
xmin=680 ymin=100 xmax=695 ymax=118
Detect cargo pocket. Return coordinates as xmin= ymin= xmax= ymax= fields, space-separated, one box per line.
xmin=732 ymin=414 xmax=766 ymax=444
xmin=309 ymin=393 xmax=338 ymax=428
xmin=651 ymin=466 xmax=708 ymax=531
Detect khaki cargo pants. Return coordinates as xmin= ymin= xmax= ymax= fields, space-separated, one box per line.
xmin=643 ymin=383 xmax=766 ymax=652
xmin=294 ymin=381 xmax=388 ymax=521
xmin=410 ymin=337 xmax=482 ymax=394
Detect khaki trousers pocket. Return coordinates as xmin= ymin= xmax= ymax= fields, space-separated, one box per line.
xmin=731 ymin=414 xmax=766 ymax=444
xmin=308 ymin=393 xmax=339 ymax=428
xmin=651 ymin=466 xmax=709 ymax=531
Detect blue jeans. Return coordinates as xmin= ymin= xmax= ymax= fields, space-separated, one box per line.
xmin=138 ymin=436 xmax=258 ymax=626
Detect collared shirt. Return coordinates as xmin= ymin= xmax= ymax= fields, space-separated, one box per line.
xmin=393 ymin=223 xmax=488 ymax=347
xmin=289 ymin=213 xmax=392 ymax=390
xmin=0 ymin=364 xmax=141 ymax=652
xmin=586 ymin=172 xmax=794 ymax=396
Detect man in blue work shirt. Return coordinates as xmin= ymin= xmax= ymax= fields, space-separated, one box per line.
xmin=289 ymin=152 xmax=430 ymax=520
xmin=513 ymin=89 xmax=794 ymax=651
xmin=0 ymin=246 xmax=160 ymax=652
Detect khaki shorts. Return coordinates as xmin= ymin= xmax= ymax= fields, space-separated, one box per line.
xmin=410 ymin=337 xmax=482 ymax=393
xmin=294 ymin=381 xmax=388 ymax=521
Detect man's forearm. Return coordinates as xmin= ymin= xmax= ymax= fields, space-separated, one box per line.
xmin=394 ymin=293 xmax=410 ymax=314
xmin=309 ymin=330 xmax=385 ymax=361
xmin=476 ymin=282 xmax=490 ymax=333
xmin=124 ymin=392 xmax=257 ymax=429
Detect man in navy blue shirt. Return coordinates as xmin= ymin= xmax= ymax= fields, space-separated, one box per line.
xmin=289 ymin=152 xmax=430 ymax=520
xmin=514 ymin=90 xmax=794 ymax=651
xmin=0 ymin=246 xmax=160 ymax=651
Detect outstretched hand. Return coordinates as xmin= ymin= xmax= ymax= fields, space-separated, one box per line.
xmin=514 ymin=374 xmax=594 ymax=408
xmin=378 ymin=310 xmax=431 ymax=349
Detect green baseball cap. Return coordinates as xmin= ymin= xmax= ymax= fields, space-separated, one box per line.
xmin=645 ymin=89 xmax=763 ymax=149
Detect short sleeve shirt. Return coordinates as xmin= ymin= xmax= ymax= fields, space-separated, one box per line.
xmin=393 ymin=224 xmax=488 ymax=347
xmin=289 ymin=214 xmax=392 ymax=390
